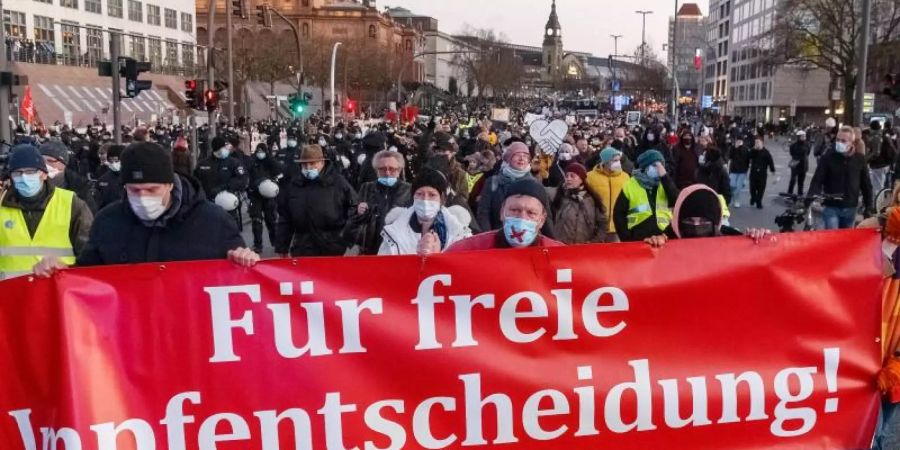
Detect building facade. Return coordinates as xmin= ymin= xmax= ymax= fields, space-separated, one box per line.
xmin=727 ymin=0 xmax=829 ymax=122
xmin=703 ymin=0 xmax=731 ymax=111
xmin=668 ymin=3 xmax=706 ymax=101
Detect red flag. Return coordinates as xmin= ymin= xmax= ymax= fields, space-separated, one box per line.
xmin=20 ymin=85 xmax=34 ymax=124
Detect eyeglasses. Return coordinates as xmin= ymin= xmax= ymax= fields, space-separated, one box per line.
xmin=10 ymin=169 xmax=40 ymax=177
xmin=376 ymin=167 xmax=402 ymax=175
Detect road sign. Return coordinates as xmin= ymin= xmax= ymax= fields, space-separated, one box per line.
xmin=790 ymin=99 xmax=797 ymax=117
xmin=701 ymin=96 xmax=713 ymax=108
xmin=863 ymin=93 xmax=875 ymax=114
xmin=611 ymin=79 xmax=621 ymax=92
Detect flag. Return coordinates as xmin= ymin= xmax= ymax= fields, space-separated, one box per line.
xmin=20 ymin=85 xmax=34 ymax=124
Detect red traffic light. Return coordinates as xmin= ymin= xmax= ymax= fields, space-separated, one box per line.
xmin=346 ymin=100 xmax=356 ymax=112
xmin=185 ymin=79 xmax=197 ymax=90
xmin=205 ymin=89 xmax=217 ymax=102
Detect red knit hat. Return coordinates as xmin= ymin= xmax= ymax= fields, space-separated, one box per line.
xmin=565 ymin=163 xmax=588 ymax=182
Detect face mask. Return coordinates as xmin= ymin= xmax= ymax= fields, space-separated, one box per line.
xmin=502 ymin=162 xmax=530 ymax=179
xmin=377 ymin=176 xmax=398 ymax=187
xmin=609 ymin=161 xmax=622 ymax=172
xmin=835 ymin=142 xmax=849 ymax=154
xmin=646 ymin=166 xmax=660 ymax=180
xmin=698 ymin=154 xmax=707 ymax=165
xmin=12 ymin=173 xmax=43 ymax=198
xmin=47 ymin=166 xmax=61 ymax=179
xmin=647 ymin=133 xmax=655 ymax=142
xmin=128 ymin=194 xmax=167 ymax=221
xmin=256 ymin=152 xmax=266 ymax=160
xmin=355 ymin=133 xmax=363 ymax=140
xmin=413 ymin=199 xmax=441 ymax=220
xmin=559 ymin=152 xmax=572 ymax=161
xmin=318 ymin=139 xmax=327 ymax=146
xmin=503 ymin=217 xmax=539 ymax=248
xmin=216 ymin=148 xmax=230 ymax=159
xmin=335 ymin=133 xmax=343 ymax=140
xmin=679 ymin=219 xmax=716 ymax=238
xmin=287 ymin=139 xmax=298 ymax=147
xmin=108 ymin=161 xmax=121 ymax=172
xmin=302 ymin=168 xmax=320 ymax=180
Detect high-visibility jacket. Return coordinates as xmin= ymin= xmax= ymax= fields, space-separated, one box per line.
xmin=0 ymin=188 xmax=75 ymax=279
xmin=718 ymin=194 xmax=731 ymax=225
xmin=622 ymin=178 xmax=672 ymax=231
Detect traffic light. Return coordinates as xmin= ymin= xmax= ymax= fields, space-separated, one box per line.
xmin=204 ymin=88 xmax=219 ymax=112
xmin=256 ymin=4 xmax=272 ymax=27
xmin=345 ymin=99 xmax=356 ymax=114
xmin=185 ymin=79 xmax=198 ymax=109
xmin=288 ymin=93 xmax=305 ymax=116
xmin=120 ymin=57 xmax=152 ymax=98
xmin=232 ymin=0 xmax=247 ymax=19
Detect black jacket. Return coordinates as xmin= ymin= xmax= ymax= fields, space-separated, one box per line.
xmin=194 ymin=155 xmax=249 ymax=199
xmin=95 ymin=169 xmax=124 ymax=211
xmin=728 ymin=145 xmax=750 ymax=173
xmin=789 ymin=141 xmax=811 ymax=172
xmin=613 ymin=175 xmax=680 ymax=242
xmin=809 ymin=149 xmax=874 ymax=210
xmin=276 ymin=163 xmax=358 ymax=257
xmin=346 ymin=181 xmax=412 ymax=255
xmin=749 ymin=148 xmax=775 ymax=176
xmin=76 ymin=174 xmax=246 ymax=265
xmin=697 ymin=161 xmax=732 ymax=204
xmin=249 ymin=156 xmax=284 ymax=196
xmin=52 ymin=168 xmax=98 ymax=213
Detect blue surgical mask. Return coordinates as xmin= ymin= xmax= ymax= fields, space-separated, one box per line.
xmin=377 ymin=176 xmax=398 ymax=187
xmin=216 ymin=148 xmax=230 ymax=159
xmin=503 ymin=216 xmax=539 ymax=248
xmin=302 ymin=168 xmax=320 ymax=180
xmin=13 ymin=173 xmax=43 ymax=198
xmin=501 ymin=162 xmax=530 ymax=179
xmin=646 ymin=166 xmax=660 ymax=180
xmin=256 ymin=152 xmax=266 ymax=160
xmin=835 ymin=142 xmax=849 ymax=154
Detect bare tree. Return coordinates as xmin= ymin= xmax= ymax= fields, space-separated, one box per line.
xmin=454 ymin=25 xmax=524 ymax=98
xmin=767 ymin=0 xmax=900 ymax=123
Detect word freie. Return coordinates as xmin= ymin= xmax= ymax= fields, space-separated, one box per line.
xmin=206 ymin=269 xmax=629 ymax=363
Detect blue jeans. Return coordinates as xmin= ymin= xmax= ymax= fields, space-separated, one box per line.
xmin=822 ymin=206 xmax=856 ymax=229
xmin=729 ymin=173 xmax=747 ymax=204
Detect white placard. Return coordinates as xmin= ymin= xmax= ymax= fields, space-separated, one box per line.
xmin=529 ymin=119 xmax=569 ymax=155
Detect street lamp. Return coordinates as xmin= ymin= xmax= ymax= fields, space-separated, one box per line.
xmin=635 ymin=10 xmax=653 ymax=66
xmin=609 ymin=34 xmax=622 ymax=57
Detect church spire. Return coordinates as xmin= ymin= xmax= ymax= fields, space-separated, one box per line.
xmin=545 ymin=0 xmax=561 ymax=34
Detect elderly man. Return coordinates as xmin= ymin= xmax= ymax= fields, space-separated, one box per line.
xmin=348 ymin=150 xmax=412 ymax=255
xmin=448 ymin=179 xmax=563 ymax=251
xmin=1 ymin=145 xmax=93 ymax=280
xmin=808 ymin=125 xmax=874 ymax=229
xmin=33 ymin=142 xmax=258 ymax=276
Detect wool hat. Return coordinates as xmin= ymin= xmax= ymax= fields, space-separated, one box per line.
xmin=107 ymin=144 xmax=125 ymax=160
xmin=504 ymin=179 xmax=550 ymax=213
xmin=411 ymin=168 xmax=449 ymax=198
xmin=599 ymin=147 xmax=621 ymax=164
xmin=39 ymin=141 xmax=70 ymax=165
xmin=121 ymin=142 xmax=175 ymax=184
xmin=565 ymin=163 xmax=588 ymax=182
xmin=298 ymin=145 xmax=327 ymax=163
xmin=211 ymin=136 xmax=227 ymax=152
xmin=8 ymin=144 xmax=48 ymax=173
xmin=363 ymin=131 xmax=386 ymax=149
xmin=637 ymin=149 xmax=664 ymax=170
xmin=502 ymin=142 xmax=531 ymax=163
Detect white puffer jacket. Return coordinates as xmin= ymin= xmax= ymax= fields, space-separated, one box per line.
xmin=378 ymin=205 xmax=473 ymax=255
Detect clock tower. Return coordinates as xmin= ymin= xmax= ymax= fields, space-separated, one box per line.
xmin=542 ymin=0 xmax=563 ymax=76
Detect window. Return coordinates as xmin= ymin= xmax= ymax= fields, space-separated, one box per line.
xmin=369 ymin=24 xmax=376 ymax=38
xmin=130 ymin=34 xmax=145 ymax=60
xmin=86 ymin=0 xmax=101 ymax=13
xmin=108 ymin=0 xmax=123 ymax=17
xmin=34 ymin=0 xmax=52 ymax=4
xmin=749 ymin=84 xmax=756 ymax=100
xmin=4 ymin=10 xmax=27 ymax=39
xmin=33 ymin=16 xmax=54 ymax=43
xmin=61 ymin=22 xmax=81 ymax=63
xmin=164 ymin=8 xmax=176 ymax=28
xmin=180 ymin=12 xmax=192 ymax=33
xmin=302 ymin=0 xmax=309 ymax=5
xmin=86 ymin=27 xmax=103 ymax=65
xmin=60 ymin=0 xmax=78 ymax=8
xmin=759 ymin=81 xmax=768 ymax=100
xmin=302 ymin=23 xmax=309 ymax=37
xmin=148 ymin=37 xmax=161 ymax=67
xmin=147 ymin=4 xmax=160 ymax=26
xmin=182 ymin=43 xmax=194 ymax=67
xmin=165 ymin=40 xmax=177 ymax=66
xmin=128 ymin=0 xmax=142 ymax=22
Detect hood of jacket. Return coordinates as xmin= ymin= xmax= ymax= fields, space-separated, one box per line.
xmin=671 ymin=184 xmax=722 ymax=239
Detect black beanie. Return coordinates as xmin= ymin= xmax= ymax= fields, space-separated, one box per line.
xmin=211 ymin=136 xmax=227 ymax=151
xmin=504 ymin=179 xmax=550 ymax=213
xmin=121 ymin=142 xmax=175 ymax=184
xmin=107 ymin=144 xmax=125 ymax=160
xmin=411 ymin=168 xmax=449 ymax=198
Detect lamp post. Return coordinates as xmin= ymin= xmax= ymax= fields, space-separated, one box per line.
xmin=635 ymin=10 xmax=653 ymax=66
xmin=330 ymin=42 xmax=342 ymax=129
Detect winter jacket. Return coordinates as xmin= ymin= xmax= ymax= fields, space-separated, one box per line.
xmin=728 ymin=145 xmax=750 ymax=174
xmin=94 ymin=169 xmax=124 ymax=211
xmin=672 ymin=143 xmax=701 ymax=188
xmin=378 ymin=205 xmax=473 ymax=255
xmin=585 ymin=167 xmax=629 ymax=233
xmin=276 ymin=164 xmax=358 ymax=257
xmin=808 ymin=149 xmax=874 ymax=210
xmin=550 ymin=188 xmax=606 ymax=244
xmin=696 ymin=161 xmax=732 ymax=204
xmin=50 ymin=168 xmax=98 ymax=213
xmin=1 ymin=184 xmax=93 ymax=256
xmin=76 ymin=174 xmax=245 ymax=265
xmin=476 ymin=171 xmax=536 ymax=231
xmin=249 ymin=156 xmax=285 ymax=195
xmin=445 ymin=230 xmax=564 ymax=252
xmin=347 ymin=181 xmax=412 ymax=255
xmin=749 ymin=148 xmax=775 ymax=176
xmin=788 ymin=140 xmax=811 ymax=173
xmin=613 ymin=175 xmax=680 ymax=242
xmin=194 ymin=155 xmax=249 ymax=199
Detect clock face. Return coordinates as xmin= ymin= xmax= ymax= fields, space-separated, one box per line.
xmin=547 ymin=28 xmax=554 ymax=36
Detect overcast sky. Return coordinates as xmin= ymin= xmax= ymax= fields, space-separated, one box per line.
xmin=382 ymin=0 xmax=704 ymax=62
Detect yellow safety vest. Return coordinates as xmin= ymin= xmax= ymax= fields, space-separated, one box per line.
xmin=466 ymin=172 xmax=483 ymax=193
xmin=0 ymin=188 xmax=76 ymax=279
xmin=622 ymin=178 xmax=672 ymax=231
xmin=718 ymin=195 xmax=731 ymax=223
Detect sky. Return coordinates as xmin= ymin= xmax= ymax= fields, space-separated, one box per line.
xmin=382 ymin=0 xmax=705 ymax=62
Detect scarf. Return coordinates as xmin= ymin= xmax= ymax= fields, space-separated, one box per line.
xmin=633 ymin=169 xmax=659 ymax=190
xmin=500 ymin=162 xmax=530 ymax=180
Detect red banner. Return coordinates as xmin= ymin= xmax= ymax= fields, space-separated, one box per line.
xmin=0 ymin=231 xmax=884 ymax=449
xmin=20 ymin=85 xmax=34 ymax=125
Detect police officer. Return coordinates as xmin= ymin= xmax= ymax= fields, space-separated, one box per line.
xmin=95 ymin=144 xmax=126 ymax=210
xmin=194 ymin=136 xmax=249 ymax=227
xmin=248 ymin=143 xmax=284 ymax=253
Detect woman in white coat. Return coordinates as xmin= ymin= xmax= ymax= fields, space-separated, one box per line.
xmin=378 ymin=169 xmax=472 ymax=256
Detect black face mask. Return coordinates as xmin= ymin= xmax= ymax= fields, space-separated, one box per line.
xmin=679 ymin=219 xmax=716 ymax=238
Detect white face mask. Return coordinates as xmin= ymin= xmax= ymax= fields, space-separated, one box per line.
xmin=108 ymin=161 xmax=121 ymax=172
xmin=47 ymin=166 xmax=61 ymax=179
xmin=609 ymin=161 xmax=623 ymax=172
xmin=413 ymin=199 xmax=441 ymax=221
xmin=128 ymin=194 xmax=167 ymax=221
